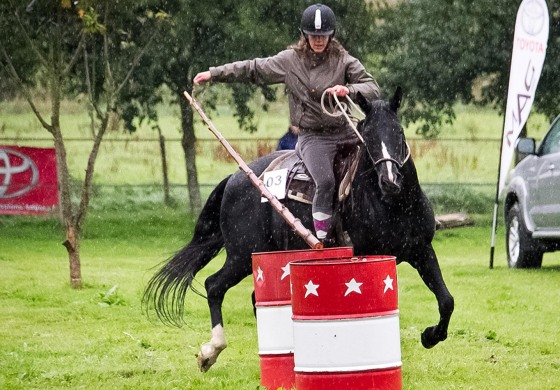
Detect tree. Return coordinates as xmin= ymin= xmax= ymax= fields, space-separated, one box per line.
xmin=0 ymin=0 xmax=380 ymax=285
xmin=0 ymin=0 xmax=166 ymax=288
xmin=369 ymin=0 xmax=560 ymax=138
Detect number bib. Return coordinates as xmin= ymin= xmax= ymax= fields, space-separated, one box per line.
xmin=261 ymin=168 xmax=288 ymax=202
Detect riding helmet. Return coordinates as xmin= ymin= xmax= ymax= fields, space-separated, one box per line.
xmin=300 ymin=3 xmax=336 ymax=36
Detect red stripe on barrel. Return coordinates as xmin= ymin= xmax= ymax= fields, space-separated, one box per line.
xmin=291 ymin=256 xmax=398 ymax=319
xmin=295 ymin=367 xmax=402 ymax=389
xmin=253 ymin=247 xmax=354 ymax=306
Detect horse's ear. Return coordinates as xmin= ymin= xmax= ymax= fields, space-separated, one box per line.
xmin=389 ymin=87 xmax=403 ymax=112
xmin=355 ymin=92 xmax=371 ymax=114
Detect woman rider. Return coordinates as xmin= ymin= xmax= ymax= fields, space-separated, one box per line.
xmin=194 ymin=3 xmax=380 ymax=243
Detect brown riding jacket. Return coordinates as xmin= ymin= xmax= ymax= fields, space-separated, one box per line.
xmin=209 ymin=48 xmax=380 ymax=131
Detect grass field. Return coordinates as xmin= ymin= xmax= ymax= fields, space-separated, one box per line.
xmin=1 ymin=208 xmax=560 ymax=389
xmin=1 ymin=95 xmax=559 ymax=388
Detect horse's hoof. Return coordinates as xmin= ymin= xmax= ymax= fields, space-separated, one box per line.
xmin=196 ymin=341 xmax=226 ymax=372
xmin=196 ymin=353 xmax=212 ymax=372
xmin=421 ymin=326 xmax=446 ymax=349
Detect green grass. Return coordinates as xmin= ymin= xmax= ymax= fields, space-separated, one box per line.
xmin=1 ymin=95 xmax=559 ymax=388
xmin=1 ymin=207 xmax=560 ymax=389
xmin=405 ymin=225 xmax=560 ymax=389
xmin=0 ymin=208 xmax=260 ymax=389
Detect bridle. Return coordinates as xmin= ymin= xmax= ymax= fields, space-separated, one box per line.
xmin=372 ymin=141 xmax=411 ymax=168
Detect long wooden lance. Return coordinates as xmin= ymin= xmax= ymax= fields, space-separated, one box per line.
xmin=183 ymin=91 xmax=322 ymax=250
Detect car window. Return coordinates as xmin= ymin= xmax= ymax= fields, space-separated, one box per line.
xmin=540 ymin=117 xmax=560 ymax=155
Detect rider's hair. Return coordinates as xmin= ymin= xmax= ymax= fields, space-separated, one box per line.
xmin=289 ymin=36 xmax=346 ymax=58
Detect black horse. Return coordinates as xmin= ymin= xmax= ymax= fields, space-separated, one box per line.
xmin=143 ymin=88 xmax=454 ymax=372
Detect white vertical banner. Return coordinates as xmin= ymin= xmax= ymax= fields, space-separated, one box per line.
xmin=498 ymin=0 xmax=549 ymax=194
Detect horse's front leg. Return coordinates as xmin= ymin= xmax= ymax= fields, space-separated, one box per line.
xmin=411 ymin=245 xmax=454 ymax=349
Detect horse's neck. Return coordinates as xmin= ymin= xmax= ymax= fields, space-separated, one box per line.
xmin=353 ymin=157 xmax=380 ymax=196
xmin=349 ymin=164 xmax=382 ymax=211
xmin=402 ymin=159 xmax=422 ymax=193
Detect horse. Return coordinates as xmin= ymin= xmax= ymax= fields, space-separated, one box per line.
xmin=142 ymin=87 xmax=454 ymax=372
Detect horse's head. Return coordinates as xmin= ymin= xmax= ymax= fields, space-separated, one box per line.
xmin=356 ymin=87 xmax=409 ymax=201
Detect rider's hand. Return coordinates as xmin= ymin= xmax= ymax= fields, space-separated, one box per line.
xmin=194 ymin=71 xmax=211 ymax=85
xmin=326 ymin=85 xmax=349 ymax=97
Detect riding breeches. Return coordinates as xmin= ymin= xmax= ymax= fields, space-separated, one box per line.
xmin=296 ymin=127 xmax=351 ymax=239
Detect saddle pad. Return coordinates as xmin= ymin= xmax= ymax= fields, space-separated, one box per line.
xmin=259 ymin=147 xmax=361 ymax=205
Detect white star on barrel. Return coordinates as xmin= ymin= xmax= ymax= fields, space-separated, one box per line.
xmin=304 ymin=280 xmax=320 ymax=298
xmin=256 ymin=266 xmax=264 ymax=282
xmin=344 ymin=278 xmax=363 ymax=296
xmin=280 ymin=264 xmax=290 ymax=280
xmin=383 ymin=274 xmax=394 ymax=293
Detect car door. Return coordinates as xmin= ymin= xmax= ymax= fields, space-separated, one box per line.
xmin=531 ymin=116 xmax=560 ymax=230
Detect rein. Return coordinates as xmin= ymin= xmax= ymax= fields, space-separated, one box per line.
xmin=320 ymin=90 xmax=365 ymax=144
xmin=320 ymin=89 xmax=411 ymax=169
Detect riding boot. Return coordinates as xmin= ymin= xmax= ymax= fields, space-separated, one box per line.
xmin=313 ymin=211 xmax=332 ymax=241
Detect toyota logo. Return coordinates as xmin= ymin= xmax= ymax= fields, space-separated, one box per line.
xmin=0 ymin=148 xmax=39 ymax=199
xmin=521 ymin=0 xmax=546 ymax=36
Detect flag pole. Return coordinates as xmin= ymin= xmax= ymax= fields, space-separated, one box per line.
xmin=489 ymin=109 xmax=508 ymax=269
xmin=489 ymin=1 xmax=517 ymax=270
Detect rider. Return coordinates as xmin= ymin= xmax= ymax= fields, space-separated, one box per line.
xmin=193 ymin=3 xmax=380 ymax=243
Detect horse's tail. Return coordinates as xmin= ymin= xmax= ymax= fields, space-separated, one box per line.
xmin=142 ymin=175 xmax=230 ymax=327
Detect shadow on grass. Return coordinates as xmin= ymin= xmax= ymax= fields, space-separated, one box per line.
xmin=538 ymin=265 xmax=560 ymax=272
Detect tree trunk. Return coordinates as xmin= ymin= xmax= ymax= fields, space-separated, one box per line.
xmin=157 ymin=127 xmax=172 ymax=206
xmin=49 ymin=29 xmax=83 ymax=288
xmin=179 ymin=94 xmax=202 ymax=216
xmin=53 ymin=131 xmax=83 ymax=289
xmin=63 ymin=223 xmax=82 ymax=289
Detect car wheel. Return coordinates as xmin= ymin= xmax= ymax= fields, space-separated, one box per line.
xmin=506 ymin=203 xmax=543 ymax=268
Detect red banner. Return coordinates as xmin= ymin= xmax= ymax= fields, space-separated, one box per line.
xmin=0 ymin=146 xmax=59 ymax=215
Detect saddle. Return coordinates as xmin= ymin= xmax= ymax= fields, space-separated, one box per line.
xmin=260 ymin=137 xmax=362 ymax=205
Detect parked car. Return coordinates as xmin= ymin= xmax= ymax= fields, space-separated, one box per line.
xmin=503 ymin=114 xmax=560 ymax=268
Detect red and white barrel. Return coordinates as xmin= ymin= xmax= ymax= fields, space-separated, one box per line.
xmin=290 ymin=256 xmax=402 ymax=390
xmin=252 ymin=247 xmax=353 ymax=390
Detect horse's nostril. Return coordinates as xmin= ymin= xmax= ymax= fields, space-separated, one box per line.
xmin=381 ymin=176 xmax=401 ymax=194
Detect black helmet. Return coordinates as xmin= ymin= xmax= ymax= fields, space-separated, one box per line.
xmin=300 ymin=3 xmax=336 ymax=36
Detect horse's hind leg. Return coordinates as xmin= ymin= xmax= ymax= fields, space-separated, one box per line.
xmin=410 ymin=245 xmax=454 ymax=349
xmin=197 ymin=254 xmax=252 ymax=372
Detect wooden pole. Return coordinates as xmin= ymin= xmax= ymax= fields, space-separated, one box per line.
xmin=183 ymin=91 xmax=322 ymax=250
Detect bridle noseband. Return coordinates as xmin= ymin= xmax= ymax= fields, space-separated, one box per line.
xmin=372 ymin=141 xmax=411 ymax=168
